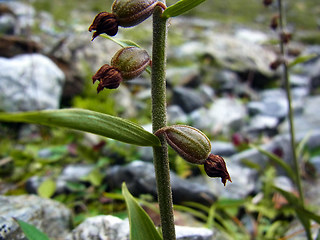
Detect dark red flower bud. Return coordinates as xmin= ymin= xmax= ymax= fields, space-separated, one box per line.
xmin=204 ymin=154 xmax=232 ymax=186
xmin=92 ymin=64 xmax=122 ymax=92
xmin=263 ymin=0 xmax=273 ymax=7
xmin=280 ymin=32 xmax=292 ymax=44
xmin=89 ymin=12 xmax=118 ymax=40
xmin=270 ymin=15 xmax=279 ymax=30
xmin=269 ymin=57 xmax=285 ymax=70
xmin=92 ymin=47 xmax=151 ymax=93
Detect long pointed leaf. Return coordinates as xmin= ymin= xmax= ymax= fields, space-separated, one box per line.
xmin=0 ymin=109 xmax=160 ymax=146
xmin=122 ymin=182 xmax=163 ymax=240
xmin=14 ymin=218 xmax=50 ymax=240
xmin=162 ymin=0 xmax=207 ymax=19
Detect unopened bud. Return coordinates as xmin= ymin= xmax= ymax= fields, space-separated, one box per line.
xmin=155 ymin=125 xmax=211 ymax=165
xmin=92 ymin=47 xmax=151 ymax=93
xmin=280 ymin=32 xmax=292 ymax=44
xmin=263 ymin=0 xmax=273 ymax=7
xmin=270 ymin=15 xmax=279 ymax=30
xmin=111 ymin=46 xmax=151 ymax=80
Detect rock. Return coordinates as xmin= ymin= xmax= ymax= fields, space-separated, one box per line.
xmin=245 ymin=115 xmax=279 ymax=134
xmin=211 ymin=141 xmax=237 ymax=157
xmin=279 ymin=96 xmax=320 ymax=134
xmin=65 ymin=215 xmax=129 ymax=240
xmin=166 ymin=65 xmax=202 ymax=88
xmin=214 ymin=70 xmax=240 ymax=94
xmin=105 ymin=161 xmax=216 ymax=206
xmin=0 ymin=195 xmax=71 ymax=240
xmin=26 ymin=164 xmax=95 ymax=194
xmin=310 ymin=156 xmax=320 ymax=176
xmin=0 ymin=3 xmax=16 ymax=34
xmin=167 ymin=105 xmax=189 ymax=124
xmin=174 ymin=32 xmax=277 ymax=88
xmin=0 ymin=35 xmax=41 ymax=58
xmin=235 ymin=28 xmax=269 ymax=44
xmin=175 ymin=225 xmax=213 ymax=240
xmin=66 ymin=215 xmax=214 ymax=240
xmin=0 ymin=2 xmax=35 ymax=35
xmin=0 ymin=54 xmax=65 ymax=112
xmin=172 ymin=87 xmax=208 ymax=113
xmin=205 ymin=162 xmax=258 ymax=199
xmin=190 ymin=98 xmax=247 ymax=136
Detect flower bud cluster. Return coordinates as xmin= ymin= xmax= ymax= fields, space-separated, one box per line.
xmin=156 ymin=125 xmax=232 ymax=186
xmin=92 ymin=47 xmax=151 ymax=93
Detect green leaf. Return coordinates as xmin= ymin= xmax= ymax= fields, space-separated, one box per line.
xmin=14 ymin=218 xmax=51 ymax=240
xmin=0 ymin=108 xmax=160 ymax=147
xmin=37 ymin=179 xmax=56 ymax=198
xmin=84 ymin=168 xmax=103 ymax=186
xmin=288 ymin=54 xmax=317 ymax=68
xmin=122 ymin=182 xmax=163 ymax=240
xmin=162 ymin=0 xmax=207 ymax=19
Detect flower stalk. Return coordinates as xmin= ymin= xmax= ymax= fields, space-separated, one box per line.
xmin=151 ymin=3 xmax=176 ymax=240
xmin=276 ymin=0 xmax=304 ymax=206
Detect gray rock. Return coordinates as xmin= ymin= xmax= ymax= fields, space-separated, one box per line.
xmin=167 ymin=105 xmax=189 ymax=124
xmin=211 ymin=141 xmax=237 ymax=157
xmin=175 ymin=225 xmax=213 ymax=240
xmin=0 ymin=2 xmax=35 ymax=35
xmin=0 ymin=54 xmax=65 ymax=112
xmin=310 ymin=156 xmax=320 ymax=176
xmin=206 ymin=162 xmax=258 ymax=199
xmin=280 ymin=95 xmax=320 ymax=134
xmin=214 ymin=70 xmax=240 ymax=93
xmin=66 ymin=215 xmax=214 ymax=240
xmin=26 ymin=164 xmax=95 ymax=194
xmin=172 ymin=87 xmax=207 ymax=113
xmin=105 ymin=161 xmax=216 ymax=206
xmin=206 ymin=98 xmax=247 ymax=135
xmin=246 ymin=115 xmax=279 ymax=133
xmin=0 ymin=195 xmax=71 ymax=240
xmin=66 ymin=215 xmax=129 ymax=240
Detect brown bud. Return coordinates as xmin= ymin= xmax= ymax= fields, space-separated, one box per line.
xmin=111 ymin=46 xmax=151 ymax=80
xmin=204 ymin=154 xmax=232 ymax=186
xmin=280 ymin=32 xmax=292 ymax=44
xmin=155 ymin=125 xmax=212 ymax=165
xmin=269 ymin=57 xmax=285 ymax=70
xmin=270 ymin=15 xmax=279 ymax=30
xmin=92 ymin=64 xmax=122 ymax=92
xmin=263 ymin=0 xmax=273 ymax=7
xmin=89 ymin=12 xmax=118 ymax=40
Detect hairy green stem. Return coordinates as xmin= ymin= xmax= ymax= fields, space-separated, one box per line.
xmin=277 ymin=0 xmax=304 ymax=205
xmin=151 ymin=4 xmax=176 ymax=240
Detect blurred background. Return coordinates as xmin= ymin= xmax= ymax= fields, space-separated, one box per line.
xmin=0 ymin=0 xmax=320 ymax=239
